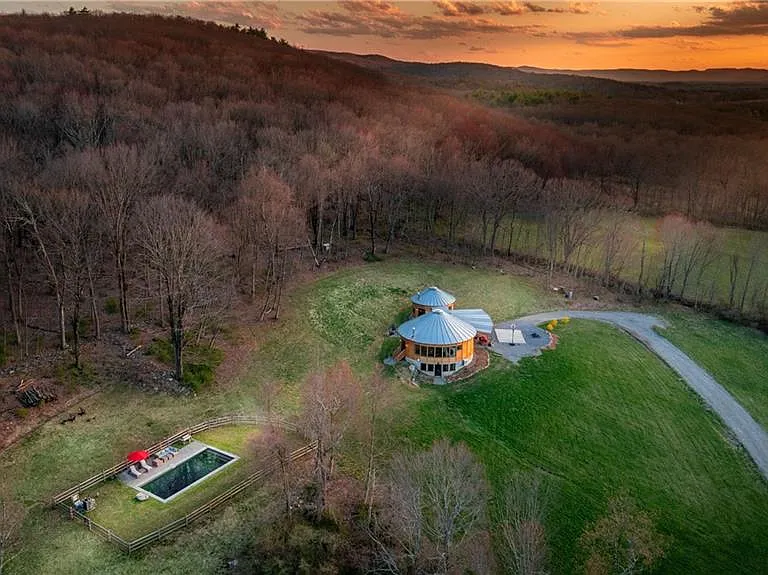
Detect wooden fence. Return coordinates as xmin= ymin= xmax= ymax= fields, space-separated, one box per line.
xmin=51 ymin=414 xmax=297 ymax=505
xmin=52 ymin=415 xmax=315 ymax=554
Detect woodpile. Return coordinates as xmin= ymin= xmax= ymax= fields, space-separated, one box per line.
xmin=15 ymin=379 xmax=57 ymax=407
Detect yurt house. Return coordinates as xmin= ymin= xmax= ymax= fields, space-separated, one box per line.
xmin=397 ymin=309 xmax=476 ymax=376
xmin=411 ymin=286 xmax=456 ymax=316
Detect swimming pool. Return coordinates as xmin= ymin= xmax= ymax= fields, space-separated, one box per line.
xmin=139 ymin=447 xmax=237 ymax=502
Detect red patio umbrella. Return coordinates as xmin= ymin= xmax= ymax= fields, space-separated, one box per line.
xmin=127 ymin=450 xmax=149 ymax=462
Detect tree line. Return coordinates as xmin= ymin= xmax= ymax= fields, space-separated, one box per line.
xmin=1 ymin=13 xmax=767 ymax=377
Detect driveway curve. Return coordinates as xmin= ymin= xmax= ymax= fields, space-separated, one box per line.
xmin=505 ymin=310 xmax=768 ymax=482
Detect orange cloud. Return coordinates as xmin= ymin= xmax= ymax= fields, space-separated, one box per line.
xmin=295 ymin=1 xmax=541 ymax=39
xmin=434 ymin=0 xmax=595 ymax=16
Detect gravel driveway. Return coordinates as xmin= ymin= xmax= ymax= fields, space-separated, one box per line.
xmin=506 ymin=310 xmax=768 ymax=481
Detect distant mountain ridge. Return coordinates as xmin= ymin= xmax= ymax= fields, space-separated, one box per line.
xmin=320 ymin=52 xmax=768 ymax=85
xmin=518 ymin=66 xmax=768 ymax=84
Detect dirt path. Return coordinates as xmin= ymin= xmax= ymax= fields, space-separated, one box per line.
xmin=511 ymin=311 xmax=768 ymax=481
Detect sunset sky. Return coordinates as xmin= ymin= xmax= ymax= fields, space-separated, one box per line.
xmin=2 ymin=1 xmax=768 ymax=69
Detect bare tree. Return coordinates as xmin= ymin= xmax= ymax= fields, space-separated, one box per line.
xmin=43 ymin=189 xmax=101 ymax=369
xmin=250 ymin=425 xmax=295 ymax=518
xmin=580 ymin=495 xmax=667 ymax=575
xmin=599 ymin=212 xmax=639 ymax=288
xmin=656 ymin=214 xmax=690 ymax=299
xmin=542 ymin=179 xmax=604 ymax=282
xmin=235 ymin=166 xmax=304 ymax=320
xmin=300 ymin=361 xmax=361 ymax=519
xmin=373 ymin=439 xmax=488 ymax=574
xmin=498 ymin=473 xmax=550 ymax=575
xmin=0 ymin=180 xmax=26 ymax=358
xmin=14 ymin=189 xmax=68 ymax=350
xmin=364 ymin=370 xmax=390 ymax=523
xmin=138 ymin=194 xmax=224 ymax=381
xmin=81 ymin=145 xmax=156 ymax=333
xmin=677 ymin=222 xmax=716 ymax=302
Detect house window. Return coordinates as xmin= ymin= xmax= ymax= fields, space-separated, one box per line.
xmin=427 ymin=363 xmax=434 ymax=372
xmin=450 ymin=363 xmax=456 ymax=371
xmin=449 ymin=347 xmax=456 ymax=357
xmin=415 ymin=345 xmax=422 ymax=356
xmin=420 ymin=362 xmax=426 ymax=371
xmin=427 ymin=346 xmax=434 ymax=357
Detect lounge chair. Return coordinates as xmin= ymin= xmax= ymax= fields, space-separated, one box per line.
xmin=139 ymin=459 xmax=152 ymax=472
xmin=128 ymin=464 xmax=142 ymax=478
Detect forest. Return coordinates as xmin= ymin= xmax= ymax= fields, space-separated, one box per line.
xmin=2 ymin=12 xmax=767 ymax=379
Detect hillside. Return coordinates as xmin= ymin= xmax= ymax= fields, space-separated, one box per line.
xmin=319 ymin=51 xmax=663 ymax=97
xmin=519 ymin=66 xmax=768 ymax=84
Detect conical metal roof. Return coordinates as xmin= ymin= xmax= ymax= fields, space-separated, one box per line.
xmin=411 ymin=286 xmax=456 ymax=307
xmin=398 ymin=309 xmax=476 ymax=345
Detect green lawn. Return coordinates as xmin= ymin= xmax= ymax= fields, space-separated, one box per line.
xmin=5 ymin=259 xmax=549 ymax=575
xmin=659 ymin=309 xmax=768 ymax=429
xmin=4 ymin=259 xmax=767 ymax=574
xmin=79 ymin=425 xmax=267 ymax=541
xmin=397 ymin=321 xmax=768 ymax=574
xmin=469 ymin=214 xmax=768 ymax=312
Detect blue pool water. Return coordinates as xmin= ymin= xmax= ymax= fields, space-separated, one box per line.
xmin=140 ymin=448 xmax=234 ymax=501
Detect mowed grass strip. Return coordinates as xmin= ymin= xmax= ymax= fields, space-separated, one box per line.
xmin=400 ymin=321 xmax=768 ymax=574
xmin=660 ymin=309 xmax=768 ymax=429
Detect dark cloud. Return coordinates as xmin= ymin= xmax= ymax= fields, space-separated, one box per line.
xmin=295 ymin=1 xmax=540 ymax=39
xmin=107 ymin=1 xmax=282 ymax=29
xmin=434 ymin=0 xmax=595 ymax=17
xmin=572 ymin=1 xmax=768 ymax=41
xmin=468 ymin=44 xmax=498 ymax=52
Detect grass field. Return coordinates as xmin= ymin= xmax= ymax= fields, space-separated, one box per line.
xmin=79 ymin=425 xmax=270 ymax=541
xmin=398 ymin=321 xmax=768 ymax=574
xmin=465 ymin=214 xmax=768 ymax=311
xmin=3 ymin=260 xmax=549 ymax=574
xmin=660 ymin=309 xmax=768 ymax=429
xmin=3 ymin=259 xmax=768 ymax=574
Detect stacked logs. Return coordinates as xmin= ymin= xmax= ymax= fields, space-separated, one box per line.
xmin=15 ymin=379 xmax=57 ymax=407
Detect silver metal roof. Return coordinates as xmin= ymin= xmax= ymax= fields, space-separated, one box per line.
xmin=449 ymin=309 xmax=493 ymax=335
xmin=398 ymin=309 xmax=476 ymax=345
xmin=411 ymin=286 xmax=456 ymax=307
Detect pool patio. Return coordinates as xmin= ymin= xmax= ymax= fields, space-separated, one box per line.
xmin=118 ymin=439 xmax=209 ymax=490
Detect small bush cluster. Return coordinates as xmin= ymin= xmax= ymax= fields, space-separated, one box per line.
xmin=378 ymin=336 xmax=402 ymax=361
xmin=546 ymin=317 xmax=570 ymax=331
xmin=147 ymin=337 xmax=224 ymax=390
xmin=103 ymin=297 xmax=119 ymax=315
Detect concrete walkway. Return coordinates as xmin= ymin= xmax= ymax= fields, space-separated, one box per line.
xmin=504 ymin=310 xmax=768 ymax=482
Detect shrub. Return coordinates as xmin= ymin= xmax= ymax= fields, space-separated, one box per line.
xmin=184 ymin=363 xmax=215 ymax=391
xmin=393 ymin=307 xmax=411 ymax=325
xmin=378 ymin=336 xmax=402 ymax=361
xmin=15 ymin=407 xmax=29 ymax=419
xmin=147 ymin=338 xmax=174 ymax=364
xmin=104 ymin=297 xmax=119 ymax=315
xmin=561 ymin=317 xmax=570 ymax=324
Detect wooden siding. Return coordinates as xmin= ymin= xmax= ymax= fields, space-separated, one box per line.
xmin=401 ymin=337 xmax=474 ymax=364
